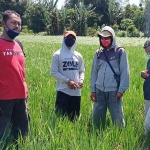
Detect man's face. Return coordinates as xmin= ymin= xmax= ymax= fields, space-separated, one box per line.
xmin=64 ymin=34 xmax=76 ymax=48
xmin=100 ymin=36 xmax=112 ymax=48
xmin=3 ymin=13 xmax=21 ymax=32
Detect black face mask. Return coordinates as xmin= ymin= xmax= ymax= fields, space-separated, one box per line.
xmin=5 ymin=23 xmax=20 ymax=39
xmin=64 ymin=38 xmax=75 ymax=47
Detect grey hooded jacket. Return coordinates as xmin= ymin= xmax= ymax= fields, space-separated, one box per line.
xmin=50 ymin=38 xmax=85 ymax=96
xmin=90 ymin=26 xmax=129 ymax=93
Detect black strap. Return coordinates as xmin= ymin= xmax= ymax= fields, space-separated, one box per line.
xmin=0 ymin=107 xmax=3 ymax=116
xmin=15 ymin=39 xmax=26 ymax=57
xmin=103 ymin=50 xmax=117 ymax=77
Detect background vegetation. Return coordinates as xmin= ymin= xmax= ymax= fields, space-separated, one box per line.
xmin=0 ymin=0 xmax=150 ymax=37
xmin=1 ymin=35 xmax=150 ymax=149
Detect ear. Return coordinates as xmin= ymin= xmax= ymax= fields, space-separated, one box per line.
xmin=1 ymin=20 xmax=5 ymax=28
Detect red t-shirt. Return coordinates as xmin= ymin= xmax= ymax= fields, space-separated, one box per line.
xmin=0 ymin=38 xmax=28 ymax=100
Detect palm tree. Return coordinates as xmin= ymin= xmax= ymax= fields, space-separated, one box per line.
xmin=43 ymin=0 xmax=61 ymax=35
xmin=74 ymin=2 xmax=96 ymax=35
xmin=108 ymin=0 xmax=123 ymax=25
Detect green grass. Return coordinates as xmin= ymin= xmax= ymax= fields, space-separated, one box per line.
xmin=2 ymin=35 xmax=150 ymax=149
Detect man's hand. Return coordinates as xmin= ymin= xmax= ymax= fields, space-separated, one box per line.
xmin=116 ymin=92 xmax=123 ymax=100
xmin=90 ymin=92 xmax=96 ymax=102
xmin=67 ymin=80 xmax=78 ymax=90
xmin=77 ymin=80 xmax=83 ymax=89
xmin=141 ymin=70 xmax=149 ymax=79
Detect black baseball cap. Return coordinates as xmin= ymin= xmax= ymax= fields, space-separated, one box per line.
xmin=143 ymin=39 xmax=150 ymax=48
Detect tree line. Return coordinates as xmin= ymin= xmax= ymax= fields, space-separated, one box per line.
xmin=0 ymin=0 xmax=150 ymax=37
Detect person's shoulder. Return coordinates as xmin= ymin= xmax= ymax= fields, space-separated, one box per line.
xmin=74 ymin=51 xmax=82 ymax=56
xmin=115 ymin=45 xmax=126 ymax=53
xmin=96 ymin=48 xmax=102 ymax=53
xmin=15 ymin=38 xmax=22 ymax=43
xmin=15 ymin=38 xmax=23 ymax=48
xmin=115 ymin=45 xmax=124 ymax=50
xmin=53 ymin=49 xmax=60 ymax=55
xmin=0 ymin=38 xmax=4 ymax=42
xmin=96 ymin=48 xmax=103 ymax=58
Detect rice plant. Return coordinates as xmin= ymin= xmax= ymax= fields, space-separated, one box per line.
xmin=2 ymin=35 xmax=149 ymax=150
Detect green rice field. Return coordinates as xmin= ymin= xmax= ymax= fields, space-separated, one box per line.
xmin=2 ymin=35 xmax=150 ymax=149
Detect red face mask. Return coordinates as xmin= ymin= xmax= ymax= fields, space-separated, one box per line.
xmin=101 ymin=39 xmax=111 ymax=48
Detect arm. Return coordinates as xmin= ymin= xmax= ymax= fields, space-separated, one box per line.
xmin=90 ymin=52 xmax=99 ymax=102
xmin=50 ymin=53 xmax=69 ymax=82
xmin=78 ymin=55 xmax=85 ymax=88
xmin=118 ymin=50 xmax=130 ymax=94
xmin=90 ymin=53 xmax=98 ymax=93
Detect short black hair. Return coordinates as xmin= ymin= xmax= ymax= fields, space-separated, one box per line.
xmin=2 ymin=10 xmax=20 ymax=22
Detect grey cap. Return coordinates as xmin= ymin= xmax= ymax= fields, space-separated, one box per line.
xmin=98 ymin=30 xmax=112 ymax=37
xmin=143 ymin=39 xmax=150 ymax=48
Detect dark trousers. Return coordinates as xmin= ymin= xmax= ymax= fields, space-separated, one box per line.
xmin=0 ymin=99 xmax=29 ymax=142
xmin=56 ymin=91 xmax=81 ymax=121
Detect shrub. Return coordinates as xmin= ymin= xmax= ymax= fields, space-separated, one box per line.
xmin=116 ymin=30 xmax=127 ymax=37
xmin=127 ymin=25 xmax=140 ymax=37
xmin=112 ymin=24 xmax=119 ymax=32
xmin=22 ymin=25 xmax=29 ymax=33
xmin=28 ymin=30 xmax=33 ymax=34
xmin=86 ymin=27 xmax=97 ymax=37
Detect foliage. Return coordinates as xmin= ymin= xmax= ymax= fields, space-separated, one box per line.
xmin=0 ymin=27 xmax=3 ymax=32
xmin=23 ymin=3 xmax=48 ymax=33
xmin=120 ymin=19 xmax=134 ymax=31
xmin=28 ymin=30 xmax=33 ymax=34
xmin=108 ymin=0 xmax=123 ymax=25
xmin=0 ymin=0 xmax=148 ymax=37
xmin=46 ymin=8 xmax=60 ymax=35
xmin=94 ymin=0 xmax=110 ymax=26
xmin=22 ymin=25 xmax=29 ymax=33
xmin=116 ymin=31 xmax=127 ymax=37
xmin=86 ymin=27 xmax=97 ymax=36
xmin=127 ymin=25 xmax=140 ymax=37
xmin=112 ymin=24 xmax=119 ymax=32
xmin=2 ymin=35 xmax=149 ymax=149
xmin=133 ymin=9 xmax=145 ymax=32
xmin=65 ymin=0 xmax=77 ymax=8
xmin=74 ymin=2 xmax=96 ymax=36
xmin=0 ymin=0 xmax=29 ymax=17
xmin=123 ymin=4 xmax=135 ymax=20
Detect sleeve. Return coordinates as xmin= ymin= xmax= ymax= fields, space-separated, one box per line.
xmin=50 ymin=53 xmax=69 ymax=82
xmin=90 ymin=53 xmax=98 ymax=92
xmin=118 ymin=49 xmax=130 ymax=93
xmin=78 ymin=55 xmax=85 ymax=82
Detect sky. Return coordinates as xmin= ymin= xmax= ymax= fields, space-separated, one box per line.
xmin=57 ymin=0 xmax=140 ymax=9
xmin=129 ymin=0 xmax=140 ymax=6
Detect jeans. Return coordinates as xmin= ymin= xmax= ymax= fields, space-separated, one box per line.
xmin=92 ymin=88 xmax=125 ymax=128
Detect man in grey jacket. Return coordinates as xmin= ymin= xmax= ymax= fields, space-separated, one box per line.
xmin=50 ymin=31 xmax=85 ymax=122
xmin=90 ymin=26 xmax=129 ymax=128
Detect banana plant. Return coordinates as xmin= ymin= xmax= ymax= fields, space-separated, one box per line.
xmin=73 ymin=1 xmax=96 ymax=36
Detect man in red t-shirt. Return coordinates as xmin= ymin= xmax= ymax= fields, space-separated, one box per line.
xmin=0 ymin=10 xmax=29 ymax=145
